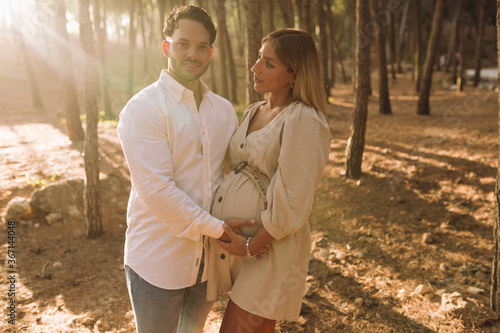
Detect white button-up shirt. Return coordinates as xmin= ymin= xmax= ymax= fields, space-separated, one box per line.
xmin=117 ymin=70 xmax=238 ymax=289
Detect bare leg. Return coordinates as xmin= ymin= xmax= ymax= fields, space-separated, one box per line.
xmin=219 ymin=299 xmax=276 ymax=333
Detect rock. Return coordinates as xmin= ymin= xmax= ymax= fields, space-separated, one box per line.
xmin=30 ymin=179 xmax=84 ymax=222
xmin=439 ymin=263 xmax=448 ymax=273
xmin=303 ymin=283 xmax=314 ymax=298
xmin=459 ymin=264 xmax=471 ymax=276
xmin=413 ymin=284 xmax=433 ymax=296
xmin=319 ymin=248 xmax=330 ymax=259
xmin=354 ymin=297 xmax=364 ymax=306
xmin=422 ymin=232 xmax=436 ymax=244
xmin=315 ymin=237 xmax=329 ymax=248
xmin=475 ymin=271 xmax=489 ymax=281
xmin=336 ymin=252 xmax=346 ymax=260
xmin=82 ymin=317 xmax=96 ymax=327
xmin=440 ymin=291 xmax=496 ymax=326
xmin=329 ymin=266 xmax=342 ymax=276
xmin=45 ymin=213 xmax=63 ymax=225
xmin=354 ymin=252 xmax=364 ymax=259
xmin=440 ymin=292 xmax=467 ymax=313
xmin=5 ymin=197 xmax=32 ymax=222
xmin=466 ymin=286 xmax=485 ymax=295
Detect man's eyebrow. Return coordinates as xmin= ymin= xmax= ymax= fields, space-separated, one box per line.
xmin=173 ymin=38 xmax=210 ymax=45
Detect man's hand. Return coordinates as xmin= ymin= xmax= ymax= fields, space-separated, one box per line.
xmin=217 ymin=223 xmax=248 ymax=256
xmin=217 ymin=218 xmax=255 ymax=242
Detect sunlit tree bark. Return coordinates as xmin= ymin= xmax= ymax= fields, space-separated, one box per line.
xmin=370 ymin=0 xmax=392 ymax=115
xmin=244 ymin=0 xmax=263 ymax=104
xmin=414 ymin=0 xmax=423 ymax=92
xmin=345 ymin=0 xmax=370 ymax=180
xmin=79 ymin=0 xmax=102 ymax=238
xmin=318 ymin=0 xmax=329 ymax=98
xmin=55 ymin=0 xmax=84 ymax=142
xmin=93 ymin=0 xmax=112 ymax=116
xmin=473 ymin=0 xmax=486 ymax=87
xmin=491 ymin=0 xmax=500 ymax=312
xmin=216 ymin=0 xmax=229 ymax=99
xmin=417 ymin=0 xmax=445 ymax=115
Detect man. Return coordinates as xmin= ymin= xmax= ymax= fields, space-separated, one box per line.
xmin=117 ymin=5 xmax=251 ymax=333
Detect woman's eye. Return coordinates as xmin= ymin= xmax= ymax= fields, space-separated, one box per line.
xmin=266 ymin=61 xmax=273 ymax=68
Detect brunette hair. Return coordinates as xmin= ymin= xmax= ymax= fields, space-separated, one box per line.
xmin=262 ymin=29 xmax=327 ymax=117
xmin=163 ymin=5 xmax=217 ymax=46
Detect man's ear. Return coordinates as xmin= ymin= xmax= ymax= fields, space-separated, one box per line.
xmin=161 ymin=40 xmax=169 ymax=58
xmin=210 ymin=47 xmax=213 ymax=58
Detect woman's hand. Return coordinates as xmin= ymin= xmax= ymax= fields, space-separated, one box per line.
xmin=216 ymin=223 xmax=248 ymax=256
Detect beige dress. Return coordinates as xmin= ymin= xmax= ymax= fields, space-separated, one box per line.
xmin=204 ymin=101 xmax=330 ymax=320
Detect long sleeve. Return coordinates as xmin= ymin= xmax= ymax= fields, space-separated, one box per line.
xmin=260 ymin=104 xmax=330 ymax=240
xmin=118 ymin=98 xmax=224 ymax=242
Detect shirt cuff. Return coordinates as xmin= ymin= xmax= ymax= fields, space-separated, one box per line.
xmin=203 ymin=216 xmax=225 ymax=239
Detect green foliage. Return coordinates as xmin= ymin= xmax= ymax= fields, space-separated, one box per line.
xmin=79 ymin=111 xmax=118 ymax=128
xmin=25 ymin=172 xmax=62 ymax=188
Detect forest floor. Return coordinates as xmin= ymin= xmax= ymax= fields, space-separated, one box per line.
xmin=0 ymin=36 xmax=500 ymax=332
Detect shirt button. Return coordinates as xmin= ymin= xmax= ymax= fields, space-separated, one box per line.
xmin=218 ymin=196 xmax=223 ymax=202
xmin=220 ymin=254 xmax=226 ymax=259
xmin=240 ymin=143 xmax=244 ymax=149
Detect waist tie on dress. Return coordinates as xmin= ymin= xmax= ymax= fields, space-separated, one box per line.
xmin=233 ymin=161 xmax=270 ymax=206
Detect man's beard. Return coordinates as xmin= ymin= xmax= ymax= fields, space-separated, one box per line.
xmin=170 ymin=58 xmax=210 ymax=82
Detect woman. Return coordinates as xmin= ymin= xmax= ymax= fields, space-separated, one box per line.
xmin=205 ymin=29 xmax=331 ymax=332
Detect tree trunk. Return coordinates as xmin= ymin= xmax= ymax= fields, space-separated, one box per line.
xmin=326 ymin=2 xmax=348 ymax=84
xmin=93 ymin=0 xmax=113 ymax=116
xmin=387 ymin=12 xmax=396 ymax=79
xmin=325 ymin=0 xmax=336 ymax=88
xmin=370 ymin=0 xmax=392 ymax=115
xmin=137 ymin=1 xmax=148 ymax=71
xmin=457 ymin=5 xmax=465 ymax=92
xmin=127 ymin=0 xmax=136 ymax=98
xmin=417 ymin=0 xmax=445 ymax=115
xmin=244 ymin=0 xmax=264 ymax=104
xmin=266 ymin=0 xmax=275 ymax=34
xmin=8 ymin=2 xmax=45 ymax=110
xmin=473 ymin=0 xmax=486 ymax=87
xmin=225 ymin=28 xmax=238 ymax=103
xmin=278 ymin=0 xmax=294 ymax=27
xmin=444 ymin=1 xmax=460 ymax=73
xmin=451 ymin=0 xmax=462 ymax=84
xmin=79 ymin=0 xmax=102 ymax=238
xmin=235 ymin=0 xmax=245 ymax=57
xmin=397 ymin=0 xmax=411 ymax=73
xmin=414 ymin=0 xmax=423 ymax=92
xmin=490 ymin=0 xmax=500 ymax=311
xmin=216 ymin=0 xmax=229 ymax=99
xmin=296 ymin=0 xmax=311 ymax=32
xmin=345 ymin=0 xmax=370 ymax=180
xmin=318 ymin=0 xmax=329 ymax=98
xmin=55 ymin=0 xmax=84 ymax=142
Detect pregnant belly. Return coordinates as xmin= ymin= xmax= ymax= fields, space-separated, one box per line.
xmin=211 ymin=170 xmax=266 ymax=237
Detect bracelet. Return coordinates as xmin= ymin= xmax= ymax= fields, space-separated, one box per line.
xmin=245 ymin=237 xmax=257 ymax=263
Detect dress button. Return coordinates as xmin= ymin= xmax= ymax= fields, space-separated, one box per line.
xmin=220 ymin=254 xmax=226 ymax=259
xmin=218 ymin=196 xmax=223 ymax=202
xmin=240 ymin=143 xmax=244 ymax=149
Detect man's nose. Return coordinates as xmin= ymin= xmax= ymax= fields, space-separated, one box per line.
xmin=186 ymin=45 xmax=199 ymax=58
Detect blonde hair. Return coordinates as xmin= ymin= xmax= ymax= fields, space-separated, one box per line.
xmin=262 ymin=29 xmax=327 ymax=117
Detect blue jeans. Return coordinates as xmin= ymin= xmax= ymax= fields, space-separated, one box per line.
xmin=125 ymin=264 xmax=214 ymax=333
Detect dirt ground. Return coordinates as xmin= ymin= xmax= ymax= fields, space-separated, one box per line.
xmin=0 ymin=35 xmax=500 ymax=332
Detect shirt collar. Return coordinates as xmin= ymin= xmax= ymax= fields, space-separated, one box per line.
xmin=160 ymin=70 xmax=210 ymax=104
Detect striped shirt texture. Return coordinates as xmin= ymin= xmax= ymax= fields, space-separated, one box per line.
xmin=117 ymin=70 xmax=238 ymax=289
